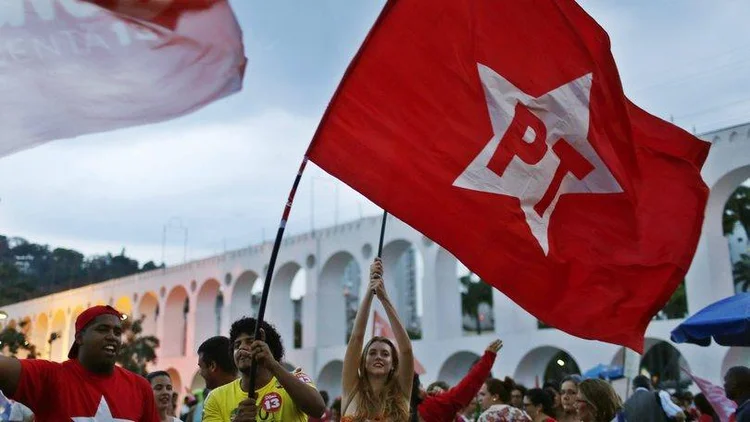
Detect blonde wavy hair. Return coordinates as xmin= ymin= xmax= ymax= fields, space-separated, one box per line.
xmin=578 ymin=379 xmax=623 ymax=422
xmin=350 ymin=336 xmax=409 ymax=421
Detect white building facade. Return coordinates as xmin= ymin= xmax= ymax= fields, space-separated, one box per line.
xmin=1 ymin=123 xmax=749 ymax=401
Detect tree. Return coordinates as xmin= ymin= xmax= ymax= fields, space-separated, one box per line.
xmin=460 ymin=273 xmax=493 ymax=335
xmin=0 ymin=320 xmax=37 ymax=358
xmin=117 ymin=315 xmax=160 ymax=376
xmin=660 ymin=280 xmax=688 ymax=320
xmin=723 ymin=185 xmax=750 ymax=236
xmin=733 ymin=253 xmax=750 ymax=293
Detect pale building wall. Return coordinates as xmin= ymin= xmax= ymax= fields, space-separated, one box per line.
xmin=2 ymin=123 xmax=748 ymax=403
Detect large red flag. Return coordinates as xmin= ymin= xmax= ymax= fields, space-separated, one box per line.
xmin=0 ymin=0 xmax=245 ymax=158
xmin=308 ymin=0 xmax=710 ymax=351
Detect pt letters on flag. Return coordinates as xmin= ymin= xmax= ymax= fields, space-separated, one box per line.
xmin=308 ymin=0 xmax=710 ymax=351
xmin=0 ymin=0 xmax=246 ymax=158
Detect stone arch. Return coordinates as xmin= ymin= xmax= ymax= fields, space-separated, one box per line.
xmin=114 ymin=296 xmax=133 ymax=318
xmin=639 ymin=338 xmax=691 ymax=389
xmin=438 ymin=351 xmax=481 ymax=386
xmin=433 ymin=249 xmax=463 ymax=339
xmin=137 ymin=292 xmax=159 ymax=337
xmin=194 ymin=278 xmax=222 ymax=350
xmin=729 ymin=131 xmax=738 ymax=143
xmin=163 ymin=286 xmax=189 ymax=357
xmin=230 ymin=270 xmax=259 ymax=322
xmin=166 ymin=367 xmax=183 ymax=400
xmin=721 ymin=347 xmax=750 ymax=378
xmin=49 ymin=310 xmax=66 ymax=362
xmin=317 ymin=251 xmax=360 ymax=347
xmin=514 ymin=346 xmax=581 ymax=387
xmin=68 ymin=306 xmax=85 ymax=346
xmin=317 ymin=360 xmax=344 ymax=400
xmin=381 ymin=239 xmax=423 ymax=338
xmin=269 ymin=261 xmax=303 ymax=349
xmin=31 ymin=313 xmax=48 ymax=356
xmin=709 ymin=167 xmax=750 ymax=245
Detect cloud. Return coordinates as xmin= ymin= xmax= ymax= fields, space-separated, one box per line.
xmin=0 ymin=109 xmax=380 ymax=264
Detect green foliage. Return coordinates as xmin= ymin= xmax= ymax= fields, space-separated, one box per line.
xmin=0 ymin=235 xmax=164 ymax=306
xmin=0 ymin=320 xmax=38 ymax=357
xmin=460 ymin=273 xmax=493 ymax=335
xmin=723 ymin=185 xmax=750 ymax=236
xmin=117 ymin=315 xmax=160 ymax=376
xmin=660 ymin=280 xmax=689 ymax=320
xmin=733 ymin=253 xmax=750 ymax=293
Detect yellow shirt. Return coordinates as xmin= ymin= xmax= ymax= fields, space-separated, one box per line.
xmin=202 ymin=369 xmax=316 ymax=422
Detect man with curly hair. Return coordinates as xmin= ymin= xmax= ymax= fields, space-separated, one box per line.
xmin=202 ymin=317 xmax=325 ymax=421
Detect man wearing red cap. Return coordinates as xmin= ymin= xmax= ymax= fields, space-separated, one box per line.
xmin=0 ymin=305 xmax=159 ymax=421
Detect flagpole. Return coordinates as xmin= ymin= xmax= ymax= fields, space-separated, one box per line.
xmin=371 ymin=210 xmax=388 ymax=295
xmin=377 ymin=210 xmax=388 ymax=258
xmin=248 ymin=156 xmax=309 ymax=395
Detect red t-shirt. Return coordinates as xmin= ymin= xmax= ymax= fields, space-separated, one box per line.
xmin=12 ymin=359 xmax=159 ymax=421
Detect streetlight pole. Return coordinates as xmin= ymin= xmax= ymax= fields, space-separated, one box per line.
xmin=161 ymin=217 xmax=188 ymax=265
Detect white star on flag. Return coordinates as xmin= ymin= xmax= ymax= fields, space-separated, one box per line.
xmin=71 ymin=397 xmax=133 ymax=422
xmin=454 ymin=63 xmax=622 ymax=254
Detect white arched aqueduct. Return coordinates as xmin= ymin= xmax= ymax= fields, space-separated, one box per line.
xmin=2 ymin=123 xmax=748 ymax=399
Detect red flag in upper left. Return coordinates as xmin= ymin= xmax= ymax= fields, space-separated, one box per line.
xmin=0 ymin=0 xmax=246 ymax=158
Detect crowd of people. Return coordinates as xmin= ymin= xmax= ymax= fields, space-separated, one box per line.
xmin=0 ymin=258 xmax=748 ymax=421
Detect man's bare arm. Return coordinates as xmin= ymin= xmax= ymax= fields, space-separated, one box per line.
xmin=0 ymin=356 xmax=22 ymax=397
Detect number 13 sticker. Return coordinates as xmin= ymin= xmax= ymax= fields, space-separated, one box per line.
xmin=262 ymin=393 xmax=283 ymax=412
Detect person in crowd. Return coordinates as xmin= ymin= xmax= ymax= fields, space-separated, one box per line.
xmin=0 ymin=305 xmax=159 ymax=420
xmin=622 ymin=374 xmax=685 ymax=421
xmin=724 ymin=366 xmax=750 ymax=422
xmin=330 ymin=397 xmax=342 ymax=422
xmin=427 ymin=381 xmax=451 ymax=396
xmin=458 ymin=401 xmax=481 ymax=422
xmin=414 ymin=339 xmax=503 ymax=422
xmin=678 ymin=391 xmax=699 ymax=421
xmin=693 ymin=393 xmax=718 ymax=422
xmin=556 ymin=375 xmax=580 ymax=422
xmin=511 ymin=384 xmax=528 ymax=409
xmin=341 ymin=258 xmax=414 ymax=421
xmin=543 ymin=382 xmax=564 ymax=420
xmin=202 ymin=317 xmax=325 ymax=421
xmin=309 ymin=390 xmax=332 ymax=421
xmin=574 ymin=379 xmax=624 ymax=422
xmin=477 ymin=378 xmax=531 ymax=421
xmin=524 ymin=388 xmax=557 ymax=422
xmin=187 ymin=336 xmax=237 ymax=422
xmin=147 ymin=371 xmax=182 ymax=422
xmin=169 ymin=391 xmax=180 ymax=417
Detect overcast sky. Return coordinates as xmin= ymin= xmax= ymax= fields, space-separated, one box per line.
xmin=1 ymin=1 xmax=749 ymax=266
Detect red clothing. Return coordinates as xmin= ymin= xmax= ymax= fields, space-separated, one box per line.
xmin=309 ymin=409 xmax=332 ymax=422
xmin=418 ymin=350 xmax=497 ymax=422
xmin=12 ymin=358 xmax=159 ymax=421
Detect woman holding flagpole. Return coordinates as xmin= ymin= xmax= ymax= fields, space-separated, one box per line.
xmin=341 ymin=257 xmax=413 ymax=421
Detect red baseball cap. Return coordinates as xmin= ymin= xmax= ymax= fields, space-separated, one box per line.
xmin=67 ymin=305 xmax=123 ymax=359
